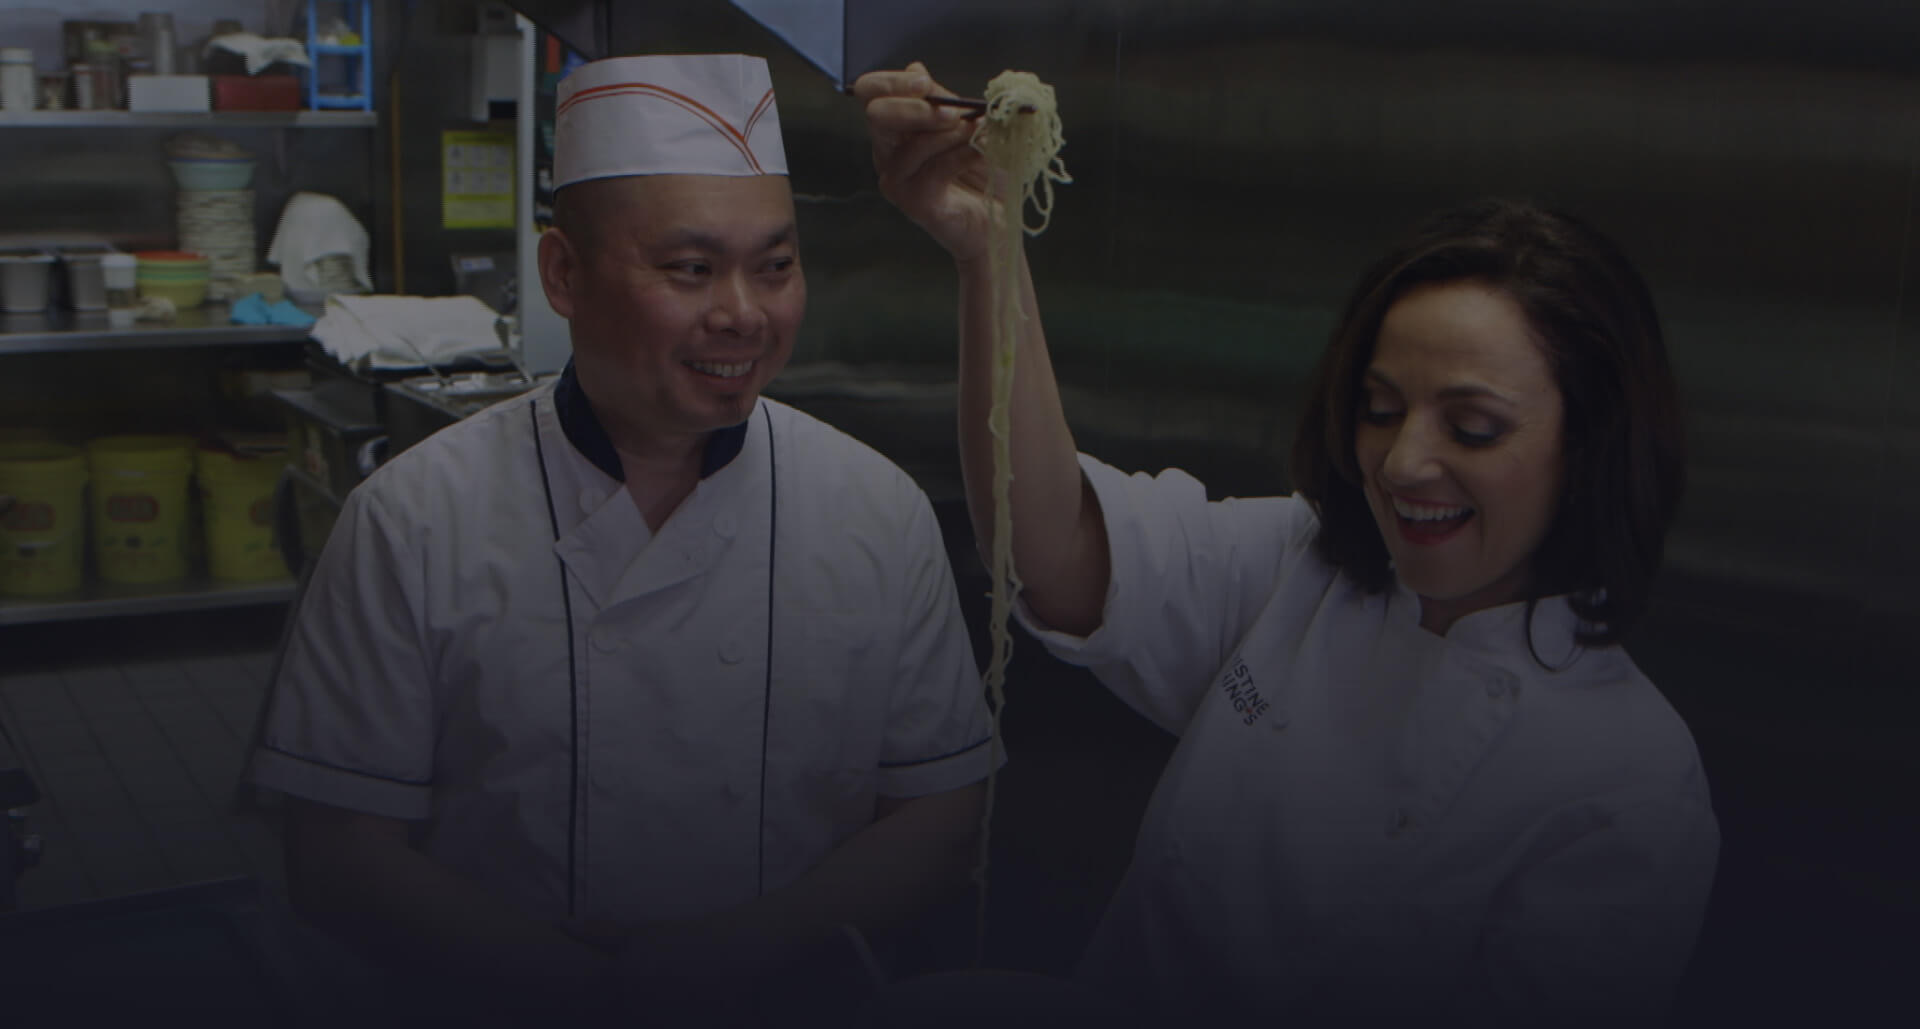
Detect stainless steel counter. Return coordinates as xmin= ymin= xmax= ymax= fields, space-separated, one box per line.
xmin=0 ymin=111 xmax=375 ymax=129
xmin=0 ymin=305 xmax=311 ymax=355
xmin=0 ymin=578 xmax=297 ymax=629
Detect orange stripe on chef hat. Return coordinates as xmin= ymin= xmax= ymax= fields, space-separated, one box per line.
xmin=742 ymin=87 xmax=777 ymax=142
xmin=558 ymin=81 xmax=765 ymax=174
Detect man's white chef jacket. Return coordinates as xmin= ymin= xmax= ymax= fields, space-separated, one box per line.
xmin=249 ymin=368 xmax=999 ymax=929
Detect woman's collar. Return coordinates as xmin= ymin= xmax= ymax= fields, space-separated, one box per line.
xmin=1391 ymin=577 xmax=1589 ymax=668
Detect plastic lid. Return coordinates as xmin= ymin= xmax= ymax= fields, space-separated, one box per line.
xmin=166 ymin=132 xmax=251 ymax=160
xmin=100 ymin=253 xmax=137 ymax=269
xmin=87 ymin=434 xmax=196 ymax=458
xmin=0 ymin=48 xmax=31 ymax=63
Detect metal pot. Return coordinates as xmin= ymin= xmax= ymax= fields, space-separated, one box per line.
xmin=0 ymin=250 xmax=54 ymax=314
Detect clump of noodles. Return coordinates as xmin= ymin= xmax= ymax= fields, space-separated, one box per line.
xmin=966 ymin=69 xmax=1070 ymax=965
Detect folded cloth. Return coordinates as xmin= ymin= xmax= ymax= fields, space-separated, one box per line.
xmin=311 ymin=294 xmax=503 ymax=369
xmin=268 ymin=300 xmax=316 ymax=326
xmin=205 ymin=33 xmax=312 ymax=76
xmin=232 ymin=293 xmax=318 ymax=327
xmin=229 ymin=292 xmax=271 ymax=324
xmin=266 ymin=193 xmax=372 ymax=299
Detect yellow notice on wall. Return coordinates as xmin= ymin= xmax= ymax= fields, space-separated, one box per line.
xmin=442 ymin=130 xmax=516 ymax=229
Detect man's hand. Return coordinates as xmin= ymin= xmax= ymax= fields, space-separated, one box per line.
xmin=282 ymin=798 xmax=617 ymax=1019
xmin=589 ymin=785 xmax=984 ymax=1020
xmin=600 ymin=917 xmax=773 ymax=1022
xmin=609 ymin=910 xmax=782 ymax=984
xmin=854 ymin=62 xmax=999 ymax=266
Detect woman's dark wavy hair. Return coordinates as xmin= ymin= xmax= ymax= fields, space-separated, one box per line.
xmin=1289 ymin=199 xmax=1685 ymax=651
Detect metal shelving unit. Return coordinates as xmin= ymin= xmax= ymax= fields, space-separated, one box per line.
xmin=0 ymin=46 xmax=374 ymax=629
xmin=0 ymin=316 xmax=312 ymax=627
xmin=0 ymin=110 xmax=377 ymax=129
xmin=305 ymin=0 xmax=376 ymax=112
xmin=0 ymin=578 xmax=298 ymax=627
xmin=0 ymin=305 xmax=311 ymax=355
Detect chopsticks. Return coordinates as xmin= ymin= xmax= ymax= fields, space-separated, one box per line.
xmin=842 ymin=85 xmax=1034 ymax=118
xmin=927 ymin=95 xmax=989 ymax=116
xmin=923 ymin=95 xmax=1039 ymax=117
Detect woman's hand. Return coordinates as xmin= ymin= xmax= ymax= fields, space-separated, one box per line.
xmin=854 ymin=62 xmax=999 ymax=266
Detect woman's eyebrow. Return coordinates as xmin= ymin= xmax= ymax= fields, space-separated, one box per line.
xmin=1363 ymin=369 xmax=1399 ymax=392
xmin=1436 ymin=383 xmax=1518 ymax=407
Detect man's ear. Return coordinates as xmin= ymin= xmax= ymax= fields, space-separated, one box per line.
xmin=537 ymin=227 xmax=578 ymax=321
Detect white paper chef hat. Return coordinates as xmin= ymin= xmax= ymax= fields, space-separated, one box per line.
xmin=554 ymin=53 xmax=789 ymax=187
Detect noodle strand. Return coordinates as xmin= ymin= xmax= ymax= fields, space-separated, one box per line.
xmin=967 ymin=69 xmax=1070 ymax=967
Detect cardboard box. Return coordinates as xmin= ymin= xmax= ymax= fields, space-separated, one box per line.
xmin=127 ymin=74 xmax=210 ymax=112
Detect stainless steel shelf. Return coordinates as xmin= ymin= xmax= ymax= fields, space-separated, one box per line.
xmin=0 ymin=577 xmax=297 ymax=627
xmin=0 ymin=306 xmax=310 ymax=354
xmin=0 ymin=110 xmax=377 ymax=129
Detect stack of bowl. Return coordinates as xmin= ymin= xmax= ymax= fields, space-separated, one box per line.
xmin=167 ymin=134 xmax=257 ymax=302
xmin=134 ymin=251 xmax=211 ymax=309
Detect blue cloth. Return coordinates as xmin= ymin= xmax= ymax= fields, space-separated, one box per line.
xmin=228 ymin=293 xmax=272 ymax=324
xmin=229 ymin=293 xmax=317 ymax=327
xmin=268 ymin=299 xmax=317 ymax=327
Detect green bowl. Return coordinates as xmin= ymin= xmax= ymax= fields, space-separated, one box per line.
xmin=138 ymin=280 xmax=208 ymax=308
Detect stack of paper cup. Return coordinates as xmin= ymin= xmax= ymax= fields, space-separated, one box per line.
xmin=178 ymin=189 xmax=256 ymax=302
xmin=101 ymin=253 xmax=139 ymax=327
xmin=0 ymin=49 xmax=35 ymax=112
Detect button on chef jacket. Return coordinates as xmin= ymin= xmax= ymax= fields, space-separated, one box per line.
xmin=249 ymin=366 xmax=1000 ymax=929
xmin=1017 ymin=456 xmax=1718 ymax=1027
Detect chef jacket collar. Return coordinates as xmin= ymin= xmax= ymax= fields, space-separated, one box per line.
xmin=554 ymin=360 xmax=748 ymax=482
xmin=1391 ymin=577 xmax=1588 ymax=669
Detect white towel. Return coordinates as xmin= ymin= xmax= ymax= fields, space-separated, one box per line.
xmin=205 ymin=33 xmax=313 ymax=76
xmin=266 ymin=192 xmax=373 ymax=298
xmin=311 ymin=294 xmax=504 ymax=370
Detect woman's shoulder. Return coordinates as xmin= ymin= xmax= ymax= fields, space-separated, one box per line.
xmin=1512 ymin=645 xmax=1712 ymax=805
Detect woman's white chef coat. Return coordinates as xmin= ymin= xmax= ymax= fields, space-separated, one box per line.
xmin=1018 ymin=455 xmax=1719 ymax=1027
xmin=248 ymin=375 xmax=998 ymax=931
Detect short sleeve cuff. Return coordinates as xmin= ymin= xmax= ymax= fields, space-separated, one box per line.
xmin=876 ymin=734 xmax=1007 ymax=798
xmin=247 ymin=745 xmax=434 ymax=821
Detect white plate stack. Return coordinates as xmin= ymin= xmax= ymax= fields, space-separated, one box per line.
xmin=177 ymin=189 xmax=256 ymax=302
